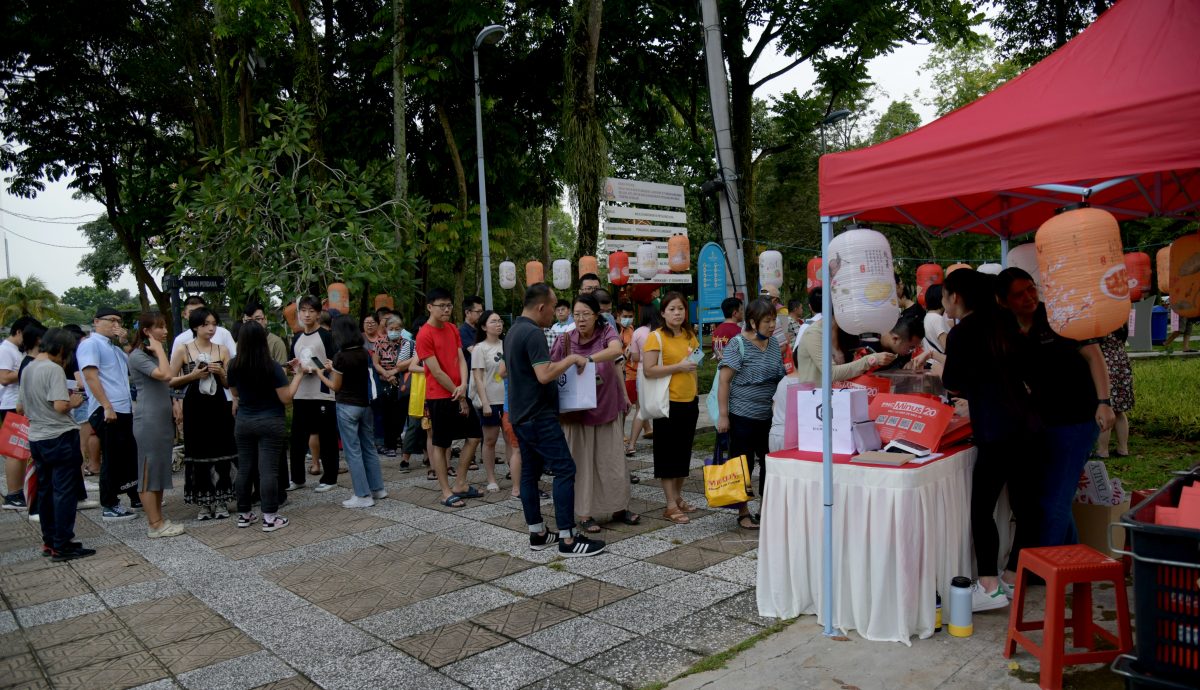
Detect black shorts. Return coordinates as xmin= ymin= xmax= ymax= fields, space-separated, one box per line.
xmin=428 ymin=398 xmax=482 ymax=448
xmin=478 ymin=404 xmax=503 ymax=427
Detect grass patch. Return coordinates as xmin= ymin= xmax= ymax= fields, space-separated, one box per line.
xmin=638 ymin=618 xmax=797 ymax=690
xmin=546 ymin=561 xmax=565 ymax=571
xmin=692 ymin=430 xmax=717 ymax=453
xmin=697 ymin=358 xmax=717 ymax=396
xmin=1099 ymin=431 xmax=1199 ymax=490
xmin=1128 ymin=358 xmax=1200 ymax=440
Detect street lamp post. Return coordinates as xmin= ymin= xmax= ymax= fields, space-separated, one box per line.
xmin=473 ymin=24 xmax=506 ymax=310
xmin=819 ymin=109 xmax=851 ymax=155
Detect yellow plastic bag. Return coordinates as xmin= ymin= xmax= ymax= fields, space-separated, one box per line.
xmin=407 ymin=372 xmax=427 ymax=417
xmin=703 ymin=436 xmax=751 ymax=507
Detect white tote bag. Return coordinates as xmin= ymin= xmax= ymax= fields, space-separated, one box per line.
xmin=637 ymin=331 xmax=671 ymax=421
xmin=795 ymin=388 xmax=870 ymax=455
xmin=558 ymin=362 xmax=597 ymax=412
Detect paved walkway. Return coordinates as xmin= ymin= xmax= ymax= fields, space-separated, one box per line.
xmin=0 ymin=441 xmax=767 ymax=690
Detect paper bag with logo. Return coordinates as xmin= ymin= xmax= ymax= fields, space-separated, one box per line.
xmin=868 ymin=393 xmax=955 ymax=452
xmin=0 ymin=412 xmax=30 ymax=461
xmin=703 ymin=434 xmax=751 ymax=507
xmin=558 ymin=361 xmax=597 ymax=413
xmin=796 ymin=388 xmax=870 ymax=455
xmin=781 ymin=381 xmax=815 ymax=450
xmin=831 ymin=374 xmax=891 ymax=402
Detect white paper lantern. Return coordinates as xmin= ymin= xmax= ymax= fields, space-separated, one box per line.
xmin=978 ymin=262 xmax=1003 ymax=275
xmin=759 ymin=250 xmax=784 ymax=289
xmin=552 ymin=259 xmax=572 ymax=290
xmin=498 ymin=261 xmax=516 ymax=290
xmin=828 ymin=228 xmax=899 ymax=336
xmin=1006 ymin=244 xmax=1040 ymax=293
xmin=636 ymin=242 xmax=658 ymax=280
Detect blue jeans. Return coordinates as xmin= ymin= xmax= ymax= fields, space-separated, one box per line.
xmin=1039 ymin=421 xmax=1100 ymax=546
xmin=336 ymin=403 xmax=383 ymax=497
xmin=514 ymin=414 xmax=576 ymax=533
xmin=31 ymin=430 xmax=83 ymax=551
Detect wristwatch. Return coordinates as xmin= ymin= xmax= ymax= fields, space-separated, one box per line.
xmin=1097 ymin=398 xmax=1112 ymax=406
xmin=586 ymin=355 xmax=594 ymax=363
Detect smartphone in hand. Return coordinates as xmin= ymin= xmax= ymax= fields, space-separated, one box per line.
xmin=310 ymin=356 xmax=325 ymax=371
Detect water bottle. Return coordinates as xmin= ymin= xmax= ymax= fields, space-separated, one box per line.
xmin=948 ymin=576 xmax=973 ymax=637
xmin=935 ymin=593 xmax=942 ymax=633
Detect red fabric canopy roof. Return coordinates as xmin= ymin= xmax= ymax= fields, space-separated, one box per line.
xmin=818 ymin=0 xmax=1200 ymax=238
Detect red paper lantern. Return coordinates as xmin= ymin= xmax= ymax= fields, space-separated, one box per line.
xmin=327 ymin=283 xmax=350 ymax=313
xmin=1035 ymin=207 xmax=1130 ymax=340
xmin=1123 ymin=252 xmax=1152 ymax=302
xmin=915 ymin=263 xmax=944 ymax=308
xmin=607 ymin=251 xmax=630 ymax=286
xmin=667 ymin=234 xmax=691 ymax=273
xmin=806 ymin=257 xmax=822 ymax=290
xmin=1156 ymin=246 xmax=1171 ymax=294
xmin=283 ymin=302 xmax=301 ymax=333
xmin=1168 ymin=232 xmax=1200 ymax=318
xmin=578 ymin=255 xmax=599 ymax=279
xmin=525 ymin=260 xmax=544 ymax=286
xmin=374 ymin=294 xmax=394 ymax=310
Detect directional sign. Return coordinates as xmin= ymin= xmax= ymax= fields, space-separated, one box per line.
xmin=603 ymin=178 xmax=685 ymax=208
xmin=697 ymin=243 xmax=728 ymax=324
xmin=180 ymin=276 xmax=226 ymax=292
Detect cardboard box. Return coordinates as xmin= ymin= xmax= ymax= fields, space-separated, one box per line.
xmin=1072 ymin=499 xmax=1131 ymax=558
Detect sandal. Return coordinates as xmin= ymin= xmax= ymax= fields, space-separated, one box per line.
xmin=308 ymin=465 xmax=321 ymax=476
xmin=613 ymin=510 xmax=641 ymax=526
xmin=426 ymin=470 xmax=437 ymax=481
xmin=440 ymin=495 xmax=467 ymax=508
xmin=629 ymin=474 xmax=640 ymax=484
xmin=677 ymin=501 xmax=699 ymax=514
xmin=738 ymin=514 xmax=760 ymax=530
xmin=579 ymin=518 xmax=602 ymax=533
xmin=82 ymin=468 xmax=96 ymax=477
xmin=663 ymin=507 xmax=690 ymax=524
xmin=624 ymin=445 xmax=635 ymax=457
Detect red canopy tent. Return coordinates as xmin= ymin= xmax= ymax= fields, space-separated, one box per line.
xmin=819 ymin=0 xmax=1200 ymax=238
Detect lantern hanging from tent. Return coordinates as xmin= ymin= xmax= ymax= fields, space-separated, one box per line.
xmin=552 ymin=259 xmax=572 ymax=290
xmin=327 ymin=283 xmax=350 ymax=313
xmin=374 ymin=294 xmax=394 ymax=311
xmin=607 ymin=251 xmax=630 ymax=286
xmin=498 ymin=261 xmax=517 ymax=290
xmin=283 ymin=302 xmax=301 ymax=333
xmin=806 ymin=257 xmax=823 ymax=290
xmin=578 ymin=255 xmax=598 ymax=280
xmin=915 ymin=263 xmax=944 ymax=307
xmin=1123 ymin=252 xmax=1151 ymax=302
xmin=1168 ymin=232 xmax=1200 ymax=318
xmin=525 ymin=260 xmax=544 ymax=286
xmin=828 ymin=228 xmax=899 ymax=336
xmin=1035 ymin=207 xmax=1130 ymax=340
xmin=636 ymin=242 xmax=658 ymax=280
xmin=946 ymin=263 xmax=972 ymax=275
xmin=759 ymin=250 xmax=784 ymax=289
xmin=1007 ymin=243 xmax=1041 ymax=287
xmin=667 ymin=234 xmax=690 ymax=273
xmin=1156 ymin=246 xmax=1171 ymax=294
xmin=977 ymin=263 xmax=1002 ymax=275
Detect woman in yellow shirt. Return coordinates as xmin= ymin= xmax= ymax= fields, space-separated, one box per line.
xmin=642 ymin=292 xmax=700 ymax=524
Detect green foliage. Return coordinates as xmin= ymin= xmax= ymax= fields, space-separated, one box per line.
xmin=1128 ymin=358 xmax=1200 ymax=441
xmin=920 ymin=38 xmax=1021 ymax=116
xmin=0 ymin=276 xmax=61 ymax=323
xmin=990 ymin=0 xmax=1109 ymax=69
xmin=75 ymin=216 xmax=130 ymax=289
xmin=60 ymin=286 xmax=140 ymax=317
xmin=871 ymin=101 xmax=921 ymax=144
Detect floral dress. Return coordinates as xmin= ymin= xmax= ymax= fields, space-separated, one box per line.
xmin=1098 ymin=330 xmax=1134 ymax=413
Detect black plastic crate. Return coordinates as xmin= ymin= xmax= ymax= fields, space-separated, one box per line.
xmin=1111 ymin=654 xmax=1195 ymax=690
xmin=1113 ymin=469 xmax=1200 ymax=685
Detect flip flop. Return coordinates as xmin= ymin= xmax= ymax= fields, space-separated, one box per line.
xmin=579 ymin=518 xmax=602 ymax=533
xmin=441 ymin=495 xmax=466 ymax=508
xmin=455 ymin=486 xmax=483 ymax=499
xmin=738 ymin=514 xmax=760 ymax=530
xmin=613 ymin=510 xmax=641 ymax=526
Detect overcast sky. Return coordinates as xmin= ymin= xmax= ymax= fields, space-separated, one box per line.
xmin=1 ymin=27 xmax=947 ymax=299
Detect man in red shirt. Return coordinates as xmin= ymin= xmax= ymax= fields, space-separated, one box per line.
xmin=711 ymin=297 xmax=743 ymax=361
xmin=416 ymin=288 xmax=482 ymax=507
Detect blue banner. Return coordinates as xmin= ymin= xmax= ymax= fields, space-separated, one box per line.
xmin=697 ymin=242 xmax=728 ymax=324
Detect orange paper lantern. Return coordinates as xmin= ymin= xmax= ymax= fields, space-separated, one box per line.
xmin=578 ymin=255 xmax=599 ymax=280
xmin=1123 ymin=253 xmax=1152 ymax=302
xmin=946 ymin=263 xmax=972 ymax=275
xmin=915 ymin=263 xmax=944 ymax=307
xmin=607 ymin=251 xmax=630 ymax=286
xmin=1156 ymin=246 xmax=1171 ymax=294
xmin=806 ymin=257 xmax=822 ymax=290
xmin=525 ymin=260 xmax=544 ymax=286
xmin=374 ymin=294 xmax=394 ymax=310
xmin=283 ymin=302 xmax=301 ymax=333
xmin=327 ymin=283 xmax=350 ymax=313
xmin=1035 ymin=207 xmax=1130 ymax=340
xmin=1168 ymin=233 xmax=1200 ymax=318
xmin=667 ymin=234 xmax=690 ymax=273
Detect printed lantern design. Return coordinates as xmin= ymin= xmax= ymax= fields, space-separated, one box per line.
xmin=977 ymin=263 xmax=1002 ymax=275
xmin=552 ymin=259 xmax=572 ymax=290
xmin=806 ymin=257 xmax=823 ymax=290
xmin=327 ymin=283 xmax=350 ymax=313
xmin=946 ymin=263 xmax=972 ymax=275
xmin=667 ymin=234 xmax=690 ymax=273
xmin=525 ymin=260 xmax=544 ymax=286
xmin=759 ymin=250 xmax=784 ymax=289
xmin=915 ymin=263 xmax=944 ymax=307
xmin=827 ymin=228 xmax=899 ymax=336
xmin=607 ymin=251 xmax=630 ymax=286
xmin=283 ymin=302 xmax=301 ymax=333
xmin=1123 ymin=252 xmax=1152 ymax=302
xmin=498 ymin=261 xmax=517 ymax=290
xmin=1156 ymin=246 xmax=1171 ymax=294
xmin=636 ymin=242 xmax=659 ymax=280
xmin=374 ymin=294 xmax=394 ymax=310
xmin=1007 ymin=243 xmax=1041 ymax=287
xmin=1035 ymin=207 xmax=1131 ymax=340
xmin=1168 ymin=232 xmax=1200 ymax=318
xmin=578 ymin=255 xmax=598 ymax=280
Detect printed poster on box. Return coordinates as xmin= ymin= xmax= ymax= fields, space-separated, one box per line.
xmin=868 ymin=394 xmax=955 ymax=453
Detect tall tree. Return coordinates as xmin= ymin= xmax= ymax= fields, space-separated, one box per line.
xmin=990 ymin=0 xmax=1110 ymax=68
xmin=920 ymin=37 xmax=1020 ymax=116
xmin=0 ymin=276 xmax=61 ymax=323
xmin=871 ymin=101 xmax=922 ymax=144
xmin=562 ymin=0 xmax=606 ymax=260
xmin=393 ymin=0 xmax=407 ymax=202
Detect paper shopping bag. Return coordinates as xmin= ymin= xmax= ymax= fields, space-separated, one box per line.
xmin=407 ymin=372 xmax=427 ymax=417
xmin=832 ymin=374 xmax=891 ymax=402
xmin=558 ymin=362 xmax=597 ymax=412
xmin=796 ymin=389 xmax=869 ymax=455
xmin=781 ymin=381 xmax=815 ymax=451
xmin=704 ymin=435 xmax=751 ymax=507
xmin=0 ymin=413 xmax=30 ymax=461
xmin=868 ymin=393 xmax=955 ymax=452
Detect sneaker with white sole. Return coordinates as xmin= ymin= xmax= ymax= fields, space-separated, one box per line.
xmin=237 ymin=512 xmax=257 ymax=528
xmin=286 ymin=481 xmax=304 ymax=491
xmin=559 ymin=533 xmax=606 ymax=558
xmin=212 ymin=505 xmax=230 ymax=520
xmin=29 ymin=513 xmax=40 ymax=523
xmin=342 ymin=495 xmax=375 ymax=509
xmin=262 ymin=515 xmax=289 ymax=532
xmin=2 ymin=494 xmax=27 ymax=511
xmin=147 ymin=521 xmax=185 ymax=538
xmin=77 ymin=498 xmax=101 ymax=510
xmin=971 ymin=581 xmax=1009 ymax=612
xmin=314 ymin=483 xmax=336 ymax=493
xmin=371 ymin=489 xmax=388 ymax=500
xmin=196 ymin=507 xmax=214 ymax=521
xmin=529 ymin=531 xmax=560 ymax=551
xmin=102 ymin=504 xmax=138 ymax=522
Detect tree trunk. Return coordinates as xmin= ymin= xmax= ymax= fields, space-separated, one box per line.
xmin=98 ymin=162 xmax=169 ymax=318
xmin=211 ymin=0 xmax=248 ymax=151
xmin=287 ymin=0 xmax=328 ymax=164
xmin=564 ymin=0 xmax=605 ymax=261
xmin=436 ymin=102 xmax=471 ymax=320
xmin=541 ymin=198 xmax=550 ymax=267
xmin=724 ymin=4 xmax=757 ymax=289
xmin=392 ymin=0 xmax=407 ymax=205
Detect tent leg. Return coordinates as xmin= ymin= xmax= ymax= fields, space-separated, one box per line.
xmin=820 ymin=215 xmax=835 ymax=637
xmin=1000 ymin=237 xmax=1009 ymax=268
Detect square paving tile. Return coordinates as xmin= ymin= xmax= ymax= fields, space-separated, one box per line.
xmin=648 ymin=610 xmax=764 ymax=655
xmin=150 ymin=627 xmax=262 ymax=674
xmin=316 ymin=586 xmax=416 ymax=621
xmin=252 ymin=677 xmax=320 ymax=690
xmin=493 ymin=566 xmax=581 ymax=596
xmin=114 ymin=594 xmax=232 ymax=646
xmin=276 ymin=571 xmax=378 ymax=604
xmin=379 ymin=535 xmax=492 ymax=568
xmin=177 ymin=649 xmax=296 ymax=690
xmin=536 ymin=578 xmax=636 ymax=614
xmin=647 ymin=573 xmax=748 ymax=608
xmin=2 ymin=567 xmax=92 ymax=607
xmin=518 ymin=615 xmax=637 ymax=664
xmin=0 ymin=652 xmax=48 ymax=688
xmin=706 ymin=590 xmax=777 ymax=627
xmin=647 ymin=545 xmax=736 ymax=572
xmin=34 ymin=629 xmax=146 ymax=675
xmin=471 ymin=599 xmax=577 ymax=637
xmin=448 ymin=554 xmax=536 ymax=581
xmin=689 ymin=531 xmax=760 ymax=555
xmin=442 ymin=641 xmax=564 ymax=690
xmin=49 ymin=649 xmax=170 ymax=690
xmin=383 ymin=570 xmax=478 ymax=605
xmin=592 ymin=561 xmax=691 ymax=592
xmin=15 ymin=609 xmax=125 ymax=651
xmin=697 ymin=555 xmax=758 ymax=587
xmin=589 ymin=591 xmax=705 ymax=634
xmin=358 ymin=584 xmax=522 ymax=640
xmin=519 ymin=667 xmax=622 ymax=690
xmin=601 ymin=535 xmax=676 ymax=559
xmin=580 ymin=637 xmax=701 ymax=688
xmin=392 ymin=621 xmax=508 ymax=668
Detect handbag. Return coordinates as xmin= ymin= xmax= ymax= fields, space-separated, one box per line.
xmin=0 ymin=412 xmax=31 ymax=461
xmin=706 ymin=336 xmax=745 ymax=425
xmin=703 ymin=434 xmax=751 ymax=507
xmin=407 ymin=371 xmax=427 ymax=417
xmin=637 ymin=331 xmax=671 ymax=421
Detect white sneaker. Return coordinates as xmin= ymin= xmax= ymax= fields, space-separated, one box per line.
xmin=314 ymin=483 xmax=336 ymax=493
xmin=286 ymin=481 xmax=304 ymax=492
xmin=342 ymin=495 xmax=375 ymax=509
xmin=971 ymin=582 xmax=1009 ymax=612
xmin=77 ymin=498 xmax=100 ymax=510
xmin=147 ymin=521 xmax=185 ymax=538
xmin=29 ymin=513 xmax=40 ymax=523
xmin=371 ymin=489 xmax=388 ymax=500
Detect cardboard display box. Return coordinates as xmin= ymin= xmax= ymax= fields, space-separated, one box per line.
xmin=1072 ymin=500 xmax=1132 ymax=558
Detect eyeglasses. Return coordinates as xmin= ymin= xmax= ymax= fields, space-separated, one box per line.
xmin=467 ymin=308 xmax=483 ymax=315
xmin=97 ymin=316 xmax=122 ymax=324
xmin=430 ymin=302 xmax=454 ymax=310
xmin=572 ymin=312 xmax=595 ymax=320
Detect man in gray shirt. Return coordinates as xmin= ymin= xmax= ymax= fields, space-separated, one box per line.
xmin=288 ymin=296 xmax=340 ymax=491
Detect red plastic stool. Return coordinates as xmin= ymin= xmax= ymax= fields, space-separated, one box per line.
xmin=1004 ymin=544 xmax=1133 ymax=690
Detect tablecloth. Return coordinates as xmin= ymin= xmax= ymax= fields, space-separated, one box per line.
xmin=756 ymin=446 xmax=988 ymax=644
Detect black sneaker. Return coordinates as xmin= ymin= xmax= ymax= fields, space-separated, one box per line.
xmin=399 ymin=461 xmax=410 ymax=472
xmin=529 ymin=531 xmax=560 ymax=551
xmin=2 ymin=494 xmax=27 ymax=511
xmin=559 ymin=534 xmax=606 ymax=558
xmin=51 ymin=546 xmax=97 ymax=562
xmin=42 ymin=541 xmax=82 ymax=557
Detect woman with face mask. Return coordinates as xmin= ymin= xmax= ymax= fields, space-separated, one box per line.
xmin=369 ymin=314 xmax=412 ymax=460
xmin=716 ymin=298 xmax=787 ymax=530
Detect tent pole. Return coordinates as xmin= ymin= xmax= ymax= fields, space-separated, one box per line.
xmin=1000 ymin=237 xmax=1009 ymax=268
xmin=820 ymin=214 xmax=835 ymax=637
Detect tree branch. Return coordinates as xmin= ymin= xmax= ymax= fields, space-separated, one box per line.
xmin=748 ymin=16 xmax=780 ymax=65
xmin=750 ymin=48 xmax=817 ymax=90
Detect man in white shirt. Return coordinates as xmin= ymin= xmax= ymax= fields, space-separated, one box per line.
xmin=2 ymin=316 xmax=41 ymax=510
xmin=171 ymin=296 xmax=237 ymax=358
xmin=793 ymin=288 xmax=823 ymax=356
